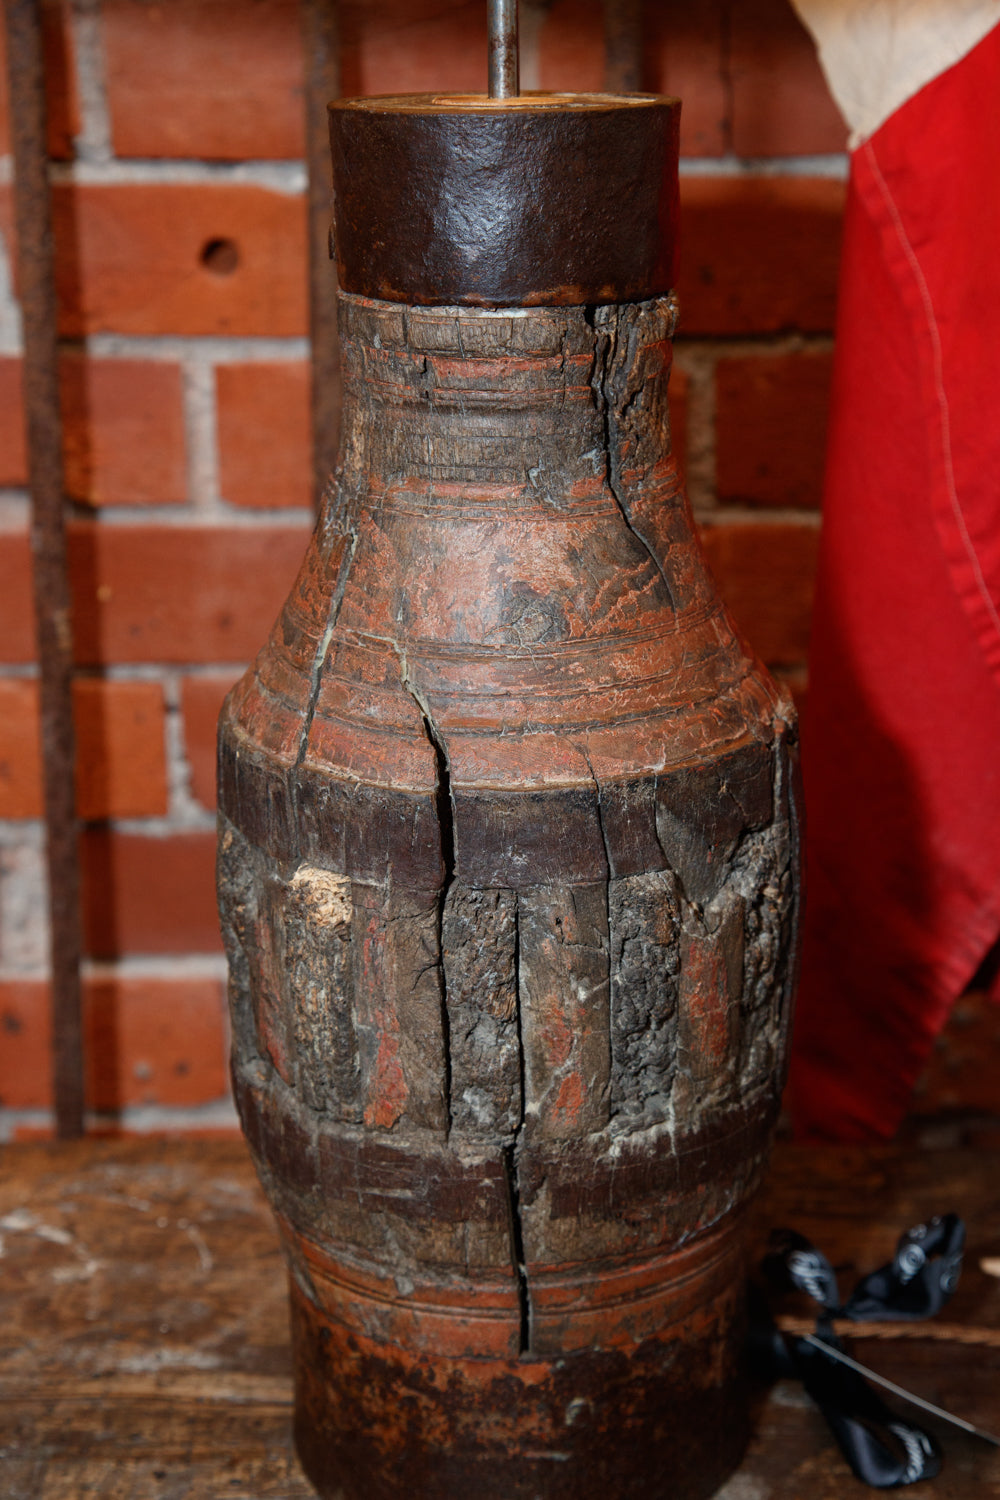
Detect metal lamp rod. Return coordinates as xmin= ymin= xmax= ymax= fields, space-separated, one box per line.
xmin=488 ymin=0 xmax=519 ymax=98
xmin=301 ymin=0 xmax=342 ymax=512
xmin=4 ymin=0 xmax=84 ymax=1138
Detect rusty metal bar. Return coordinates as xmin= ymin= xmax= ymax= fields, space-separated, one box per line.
xmin=301 ymin=0 xmax=342 ymax=510
xmin=488 ymin=0 xmax=519 ymax=98
xmin=604 ymin=0 xmax=643 ymax=92
xmin=4 ymin=0 xmax=84 ymax=1137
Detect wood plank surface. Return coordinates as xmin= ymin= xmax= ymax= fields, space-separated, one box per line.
xmin=0 ymin=1138 xmax=997 ymax=1498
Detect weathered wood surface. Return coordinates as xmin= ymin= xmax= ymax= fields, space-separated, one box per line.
xmin=1 ymin=1138 xmax=998 ymax=1498
xmin=0 ymin=1138 xmax=307 ymax=1499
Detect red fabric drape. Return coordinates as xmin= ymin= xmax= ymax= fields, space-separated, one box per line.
xmin=787 ymin=22 xmax=1000 ymax=1139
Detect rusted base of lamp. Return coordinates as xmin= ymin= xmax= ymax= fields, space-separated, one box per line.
xmin=290 ymin=1262 xmax=751 ymax=1500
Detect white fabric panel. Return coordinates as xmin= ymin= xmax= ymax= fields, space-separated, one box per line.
xmin=790 ymin=0 xmax=1000 ymax=144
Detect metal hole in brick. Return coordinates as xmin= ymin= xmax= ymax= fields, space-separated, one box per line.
xmin=200 ymin=237 xmax=240 ymax=275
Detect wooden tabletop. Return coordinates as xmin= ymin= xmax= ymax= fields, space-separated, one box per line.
xmin=1 ymin=1137 xmax=998 ymax=1499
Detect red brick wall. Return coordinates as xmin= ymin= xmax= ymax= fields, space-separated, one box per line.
xmin=0 ymin=0 xmax=845 ymax=1137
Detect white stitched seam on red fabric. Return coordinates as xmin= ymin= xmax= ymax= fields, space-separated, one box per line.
xmin=863 ymin=139 xmax=1000 ymax=647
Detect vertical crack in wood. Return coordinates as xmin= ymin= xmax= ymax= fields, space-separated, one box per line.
xmin=396 ymin=657 xmax=455 ymax=1133
xmin=290 ymin=524 xmax=358 ymax=862
xmin=582 ymin=744 xmax=615 ymax=1123
xmin=502 ymin=1140 xmax=531 ymax=1356
xmin=581 ymin=745 xmax=614 ymax=882
xmin=587 ymin=302 xmax=677 ymax=611
xmin=421 ymin=712 xmax=454 ymax=1134
xmin=507 ymin=900 xmax=532 ymax=1352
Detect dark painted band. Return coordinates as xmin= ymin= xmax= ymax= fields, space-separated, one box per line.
xmin=328 ymin=93 xmax=681 ymax=307
xmin=233 ymin=1053 xmax=777 ymax=1244
xmin=219 ymin=717 xmax=780 ymax=893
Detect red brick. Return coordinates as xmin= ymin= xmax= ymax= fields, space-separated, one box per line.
xmin=536 ymin=0 xmax=604 ymax=93
xmin=0 ymin=974 xmax=228 ymax=1111
xmin=678 ymin=177 xmax=845 ymax=336
xmin=529 ymin=0 xmax=729 ymax=156
xmin=103 ymin=0 xmax=303 ymax=161
xmin=86 ymin=974 xmax=229 ymax=1110
xmin=68 ymin=522 xmax=309 ymax=665
xmin=0 ymin=980 xmax=50 ymax=1109
xmin=730 ymin=0 xmax=847 ymax=158
xmin=53 ymin=183 xmax=308 ymax=337
xmin=0 ymin=13 xmax=6 ymax=158
xmin=216 ymin=361 xmax=310 ymax=509
xmin=0 ymin=530 xmax=36 ymax=663
xmin=700 ymin=521 xmax=818 ymax=667
xmin=715 ymin=350 xmax=832 ymax=509
xmin=0 ymin=680 xmax=39 ymax=817
xmin=0 ymin=11 xmax=8 ymax=158
xmin=182 ymin=673 xmax=240 ymax=810
xmin=61 ymin=355 xmax=188 ymax=506
xmin=0 ymin=360 xmax=27 ymax=484
xmin=102 ymin=1 xmax=503 ymax=158
xmin=81 ymin=830 xmax=221 ymax=957
xmin=0 ymin=3 xmax=78 ymax=161
xmin=646 ymin=0 xmax=727 ymax=157
xmin=75 ymin=679 xmax=169 ymax=819
xmin=340 ymin=0 xmax=487 ymax=97
xmin=0 ymin=678 xmax=167 ymax=819
xmin=0 ymin=357 xmax=186 ymax=503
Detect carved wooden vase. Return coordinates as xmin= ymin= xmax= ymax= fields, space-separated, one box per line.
xmin=217 ymin=92 xmax=799 ymax=1500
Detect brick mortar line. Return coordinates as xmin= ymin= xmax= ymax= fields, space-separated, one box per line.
xmin=83 ymin=333 xmax=311 ymax=361
xmin=0 ymin=664 xmax=244 ymax=682
xmin=74 ymin=504 xmax=313 ymax=528
xmin=0 ymin=228 xmax=23 ymax=355
xmin=87 ymin=663 xmax=246 ymax=681
xmin=162 ymin=668 xmax=212 ymax=825
xmin=0 ymin=830 xmax=47 ymax=974
xmin=85 ymin=954 xmax=229 ymax=979
xmin=101 ymin=809 xmax=217 ymax=837
xmin=679 ymin=154 xmax=849 ymax=179
xmin=69 ymin=0 xmax=113 ymax=163
xmin=0 ymin=1109 xmax=55 ymax=1142
xmin=66 ymin=504 xmax=315 ymax=526
xmin=2 ymin=329 xmax=834 ymax=372
xmin=3 ymin=498 xmax=821 ymax=532
xmin=0 ymin=810 xmax=218 ymax=835
xmin=49 ymin=158 xmax=308 ymax=193
xmin=8 ymin=333 xmax=834 ymax=363
xmin=181 ymin=359 xmax=220 ymax=510
xmin=0 ymin=955 xmax=230 ymax=981
xmin=80 ymin=662 xmax=238 ymax=681
xmin=12 ymin=499 xmax=821 ymax=534
xmin=0 ymin=820 xmax=44 ymax=842
xmin=30 ymin=157 xmax=847 ymax=188
xmin=0 ymin=1100 xmax=240 ymax=1141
